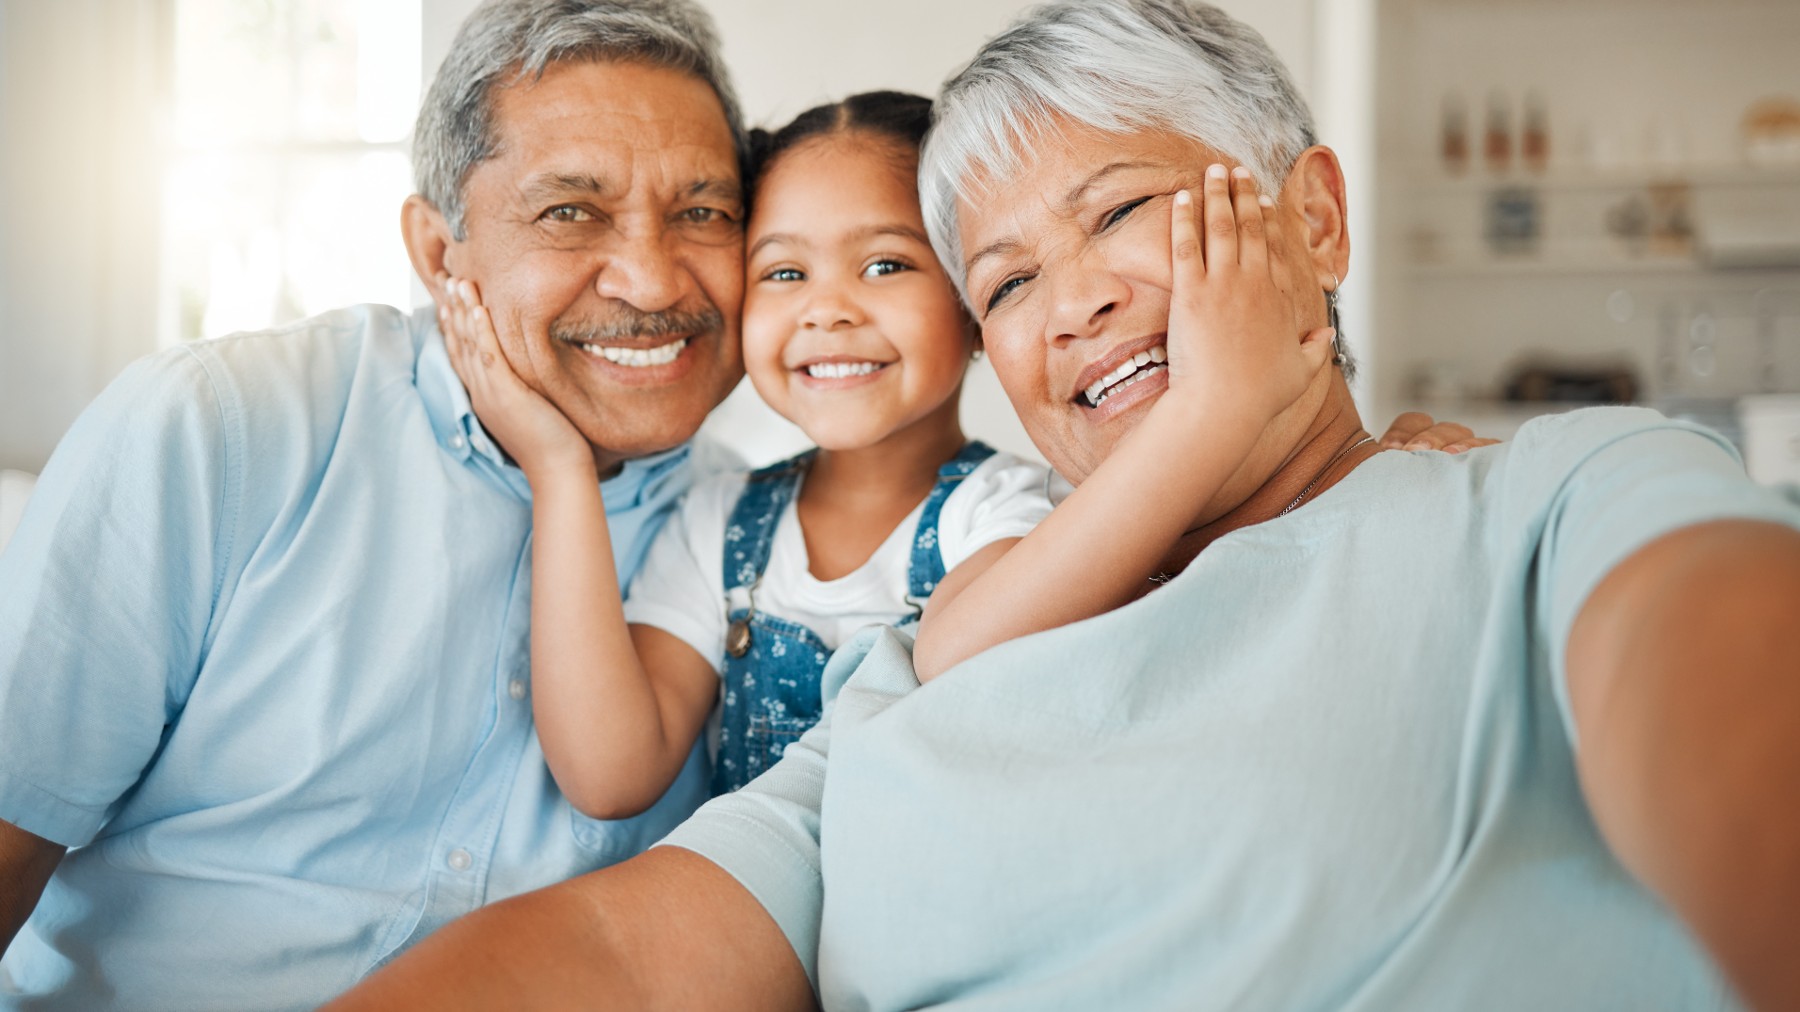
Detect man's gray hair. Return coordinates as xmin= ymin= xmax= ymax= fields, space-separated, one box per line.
xmin=414 ymin=0 xmax=746 ymax=239
xmin=920 ymin=0 xmax=1316 ymax=302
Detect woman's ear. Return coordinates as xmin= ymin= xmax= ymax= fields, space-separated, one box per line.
xmin=1283 ymin=146 xmax=1350 ymax=285
xmin=401 ymin=194 xmax=456 ymax=304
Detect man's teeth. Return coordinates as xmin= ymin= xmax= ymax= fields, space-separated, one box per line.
xmin=581 ymin=338 xmax=688 ymax=367
xmin=805 ymin=361 xmax=883 ymax=379
xmin=1084 ymin=345 xmax=1169 ymax=407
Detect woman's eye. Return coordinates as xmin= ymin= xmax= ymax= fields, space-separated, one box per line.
xmin=863 ymin=259 xmax=909 ymax=279
xmin=1103 ymin=197 xmax=1151 ymax=230
xmin=764 ymin=267 xmax=804 ymax=283
xmin=542 ymin=205 xmax=595 ymax=223
xmin=985 ymin=275 xmax=1029 ymax=313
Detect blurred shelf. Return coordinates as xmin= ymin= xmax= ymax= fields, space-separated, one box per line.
xmin=1399 ymin=164 xmax=1800 ymax=194
xmin=1406 ymin=254 xmax=1708 ymax=277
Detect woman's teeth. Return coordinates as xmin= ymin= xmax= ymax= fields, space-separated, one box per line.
xmin=582 ymin=338 xmax=688 ymax=367
xmin=1084 ymin=345 xmax=1168 ymax=408
xmin=806 ymin=361 xmax=883 ymax=379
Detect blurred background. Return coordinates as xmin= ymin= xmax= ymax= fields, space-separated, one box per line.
xmin=1 ymin=0 xmax=1797 ymax=500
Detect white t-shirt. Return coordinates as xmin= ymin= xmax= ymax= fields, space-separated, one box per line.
xmin=623 ymin=450 xmax=1054 ymax=670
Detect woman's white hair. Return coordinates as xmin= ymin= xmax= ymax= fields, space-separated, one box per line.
xmin=414 ymin=0 xmax=745 ymax=240
xmin=920 ymin=0 xmax=1316 ymax=303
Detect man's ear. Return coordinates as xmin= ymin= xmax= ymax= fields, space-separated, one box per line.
xmin=1282 ymin=146 xmax=1350 ymax=286
xmin=401 ymin=194 xmax=457 ymax=304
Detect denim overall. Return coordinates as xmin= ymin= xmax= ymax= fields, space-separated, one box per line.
xmin=710 ymin=441 xmax=997 ymax=795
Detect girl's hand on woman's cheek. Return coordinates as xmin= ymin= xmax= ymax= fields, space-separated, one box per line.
xmin=436 ymin=275 xmax=594 ymax=479
xmin=1164 ymin=164 xmax=1334 ymax=425
xmin=1377 ymin=412 xmax=1502 ymax=454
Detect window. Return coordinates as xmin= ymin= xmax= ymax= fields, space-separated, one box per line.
xmin=162 ymin=0 xmax=421 ymax=346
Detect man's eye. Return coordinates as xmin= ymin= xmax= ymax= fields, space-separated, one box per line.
xmin=1103 ymin=197 xmax=1151 ymax=230
xmin=863 ymin=259 xmax=909 ymax=279
xmin=681 ymin=207 xmax=734 ymax=225
xmin=763 ymin=267 xmax=804 ymax=282
xmin=542 ymin=205 xmax=595 ymax=223
xmin=985 ymin=275 xmax=1029 ymax=313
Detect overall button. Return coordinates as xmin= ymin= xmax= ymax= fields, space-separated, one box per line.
xmin=508 ymin=679 xmax=527 ymax=701
xmin=446 ymin=848 xmax=473 ymax=872
xmin=448 ymin=434 xmax=467 ymax=452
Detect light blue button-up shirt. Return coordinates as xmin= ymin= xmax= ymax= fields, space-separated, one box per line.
xmin=0 ymin=304 xmax=721 ymax=1010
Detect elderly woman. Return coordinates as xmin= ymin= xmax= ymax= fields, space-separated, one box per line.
xmin=334 ymin=1 xmax=1800 ymax=1009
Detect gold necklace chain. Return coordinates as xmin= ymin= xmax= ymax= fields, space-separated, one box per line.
xmin=1279 ymin=434 xmax=1375 ymax=516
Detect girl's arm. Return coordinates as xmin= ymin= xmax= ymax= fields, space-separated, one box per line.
xmin=439 ymin=281 xmax=718 ymax=819
xmin=914 ymin=166 xmax=1331 ymax=682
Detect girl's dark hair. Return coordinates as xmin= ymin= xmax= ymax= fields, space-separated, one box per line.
xmin=745 ymin=90 xmax=933 ymax=196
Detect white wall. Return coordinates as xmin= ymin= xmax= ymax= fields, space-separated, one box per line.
xmin=0 ymin=1 xmax=170 ymax=473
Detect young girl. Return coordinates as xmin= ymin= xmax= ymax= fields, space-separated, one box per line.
xmin=441 ymin=91 xmax=1056 ymax=816
xmin=440 ymin=91 xmax=1479 ymax=818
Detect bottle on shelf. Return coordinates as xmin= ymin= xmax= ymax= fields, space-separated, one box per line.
xmin=1441 ymin=92 xmax=1469 ymax=175
xmin=1484 ymin=89 xmax=1512 ymax=174
xmin=1522 ymin=91 xmax=1549 ymax=173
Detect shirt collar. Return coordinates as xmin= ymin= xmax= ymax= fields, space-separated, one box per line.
xmin=411 ymin=306 xmax=692 ymax=500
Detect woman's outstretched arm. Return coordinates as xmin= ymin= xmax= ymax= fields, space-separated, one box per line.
xmin=1567 ymin=518 xmax=1800 ymax=1011
xmin=324 ymin=846 xmax=815 ymax=1010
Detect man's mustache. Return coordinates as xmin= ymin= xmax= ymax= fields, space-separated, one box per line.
xmin=551 ymin=305 xmax=724 ymax=345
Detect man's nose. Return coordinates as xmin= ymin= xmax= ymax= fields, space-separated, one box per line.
xmin=593 ymin=230 xmax=688 ymax=313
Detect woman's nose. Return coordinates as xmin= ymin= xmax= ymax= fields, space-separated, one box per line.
xmin=1042 ymin=259 xmax=1129 ymax=343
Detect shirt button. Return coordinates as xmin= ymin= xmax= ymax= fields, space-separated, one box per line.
xmin=448 ymin=434 xmax=467 ymax=451
xmin=508 ymin=679 xmax=527 ymax=701
xmin=446 ymin=848 xmax=473 ymax=872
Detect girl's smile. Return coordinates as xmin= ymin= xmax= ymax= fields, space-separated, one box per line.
xmin=742 ymin=134 xmax=975 ymax=454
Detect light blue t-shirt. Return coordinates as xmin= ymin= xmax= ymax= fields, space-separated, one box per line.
xmin=663 ymin=407 xmax=1800 ymax=1011
xmin=0 ymin=305 xmax=721 ymax=1010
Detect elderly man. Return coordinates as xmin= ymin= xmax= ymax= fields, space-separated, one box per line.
xmin=332 ymin=1 xmax=1800 ymax=1010
xmin=0 ymin=1 xmax=747 ymax=1007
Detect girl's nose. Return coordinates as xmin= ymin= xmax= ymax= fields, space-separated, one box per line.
xmin=799 ymin=282 xmax=864 ymax=331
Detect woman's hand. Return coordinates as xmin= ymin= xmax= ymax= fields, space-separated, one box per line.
xmin=1164 ymin=164 xmax=1335 ymax=427
xmin=437 ymin=276 xmax=595 ymax=480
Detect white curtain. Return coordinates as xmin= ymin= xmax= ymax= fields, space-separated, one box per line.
xmin=0 ymin=0 xmax=172 ymax=473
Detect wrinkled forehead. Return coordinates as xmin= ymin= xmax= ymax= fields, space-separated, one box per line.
xmin=954 ymin=121 xmax=1219 ymax=282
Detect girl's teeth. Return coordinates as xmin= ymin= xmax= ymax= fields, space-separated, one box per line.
xmin=1083 ymin=345 xmax=1169 ymax=407
xmin=583 ymin=338 xmax=688 ymax=367
xmin=806 ymin=361 xmax=882 ymax=379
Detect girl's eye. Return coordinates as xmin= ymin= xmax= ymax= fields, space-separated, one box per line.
xmin=542 ymin=205 xmax=595 ymax=223
xmin=764 ymin=267 xmax=804 ymax=283
xmin=985 ymin=275 xmax=1029 ymax=313
xmin=862 ymin=259 xmax=909 ymax=279
xmin=1103 ymin=197 xmax=1151 ymax=230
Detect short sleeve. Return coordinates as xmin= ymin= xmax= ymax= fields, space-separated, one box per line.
xmin=0 ymin=347 xmax=238 ymax=845
xmin=621 ymin=474 xmax=740 ymax=674
xmin=1528 ymin=411 xmax=1800 ymax=743
xmin=656 ymin=624 xmax=918 ymax=993
xmin=935 ymin=452 xmax=1056 ymax=571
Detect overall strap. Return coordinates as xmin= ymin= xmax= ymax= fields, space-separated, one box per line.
xmin=906 ymin=441 xmax=997 ymax=600
xmin=722 ymin=449 xmax=815 ymax=593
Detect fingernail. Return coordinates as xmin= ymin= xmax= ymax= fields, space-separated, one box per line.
xmin=1404 ymin=441 xmax=1427 ymax=451
xmin=1231 ymin=166 xmax=1251 ymax=180
xmin=1258 ymin=194 xmax=1274 ymax=207
xmin=1207 ymin=163 xmax=1227 ymax=180
xmin=1175 ymin=189 xmax=1191 ymax=206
